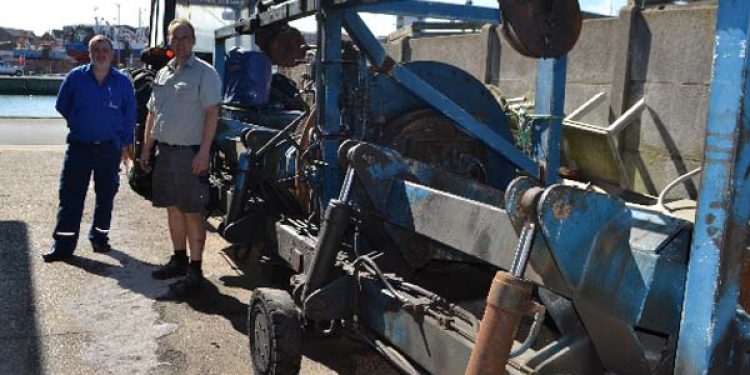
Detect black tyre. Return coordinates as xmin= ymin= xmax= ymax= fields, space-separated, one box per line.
xmin=248 ymin=288 xmax=302 ymax=375
xmin=14 ymin=70 xmax=21 ymax=76
xmin=126 ymin=68 xmax=156 ymax=200
xmin=260 ymin=254 xmax=295 ymax=289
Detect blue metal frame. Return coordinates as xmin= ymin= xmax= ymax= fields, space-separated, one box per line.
xmin=317 ymin=9 xmax=344 ymax=209
xmin=533 ymin=58 xmax=567 ymax=184
xmin=212 ymin=1 xmax=750 ymax=372
xmin=676 ymin=0 xmax=750 ymax=372
xmin=220 ymin=0 xmax=568 ymax=207
xmin=213 ymin=37 xmax=227 ymax=92
xmin=350 ymin=0 xmax=498 ymax=23
xmin=529 ymin=183 xmax=691 ymax=373
xmin=342 ymin=11 xmax=542 ymax=180
xmin=214 ymin=0 xmax=571 ymax=210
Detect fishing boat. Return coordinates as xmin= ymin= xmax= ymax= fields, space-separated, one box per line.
xmin=63 ymin=23 xmax=148 ymax=64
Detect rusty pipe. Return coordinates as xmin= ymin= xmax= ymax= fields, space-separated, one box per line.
xmin=465 ymin=271 xmax=534 ymax=375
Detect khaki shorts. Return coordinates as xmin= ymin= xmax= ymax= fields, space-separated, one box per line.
xmin=152 ymin=144 xmax=209 ymax=213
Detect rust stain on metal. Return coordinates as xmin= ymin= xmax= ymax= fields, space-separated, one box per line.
xmin=709 ymin=200 xmax=727 ymax=209
xmin=741 ymin=254 xmax=750 ymax=312
xmin=706 ymin=213 xmax=716 ymax=225
xmin=361 ymin=153 xmax=374 ymax=166
xmin=256 ymin=25 xmax=308 ymax=67
xmin=706 ymin=226 xmax=719 ymax=238
xmin=380 ymin=56 xmax=396 ymax=74
xmin=552 ymin=200 xmax=572 ymax=219
xmin=465 ymin=272 xmax=533 ymax=375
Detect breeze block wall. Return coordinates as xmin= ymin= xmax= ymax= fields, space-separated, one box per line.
xmin=383 ymin=2 xmax=716 ymax=199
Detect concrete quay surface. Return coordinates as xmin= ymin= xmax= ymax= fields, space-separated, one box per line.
xmin=0 ymin=118 xmax=396 ymax=374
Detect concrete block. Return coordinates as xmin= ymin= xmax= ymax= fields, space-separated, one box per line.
xmin=383 ymin=40 xmax=406 ymax=62
xmin=564 ymin=83 xmax=613 ymax=126
xmin=566 ymin=18 xmax=618 ymax=84
xmin=634 ymin=82 xmax=709 ymax=157
xmin=480 ymin=24 xmax=500 ymax=85
xmin=610 ymin=4 xmax=639 ymax=119
xmin=496 ymin=29 xmax=536 ymax=92
xmin=408 ymin=33 xmax=486 ymax=79
xmin=630 ymin=6 xmax=716 ymax=84
xmin=622 ymin=148 xmax=702 ymax=199
xmin=495 ymin=79 xmax=534 ymax=99
xmin=615 ymin=80 xmax=707 ymax=196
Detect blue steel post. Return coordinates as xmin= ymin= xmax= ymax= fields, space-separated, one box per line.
xmin=352 ymin=0 xmax=498 ymax=22
xmin=317 ymin=8 xmax=343 ymax=210
xmin=676 ymin=1 xmax=750 ymax=373
xmin=214 ymin=36 xmax=227 ymax=94
xmin=533 ymin=58 xmax=566 ymax=185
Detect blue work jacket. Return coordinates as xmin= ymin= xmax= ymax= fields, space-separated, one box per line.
xmin=55 ymin=64 xmax=136 ymax=146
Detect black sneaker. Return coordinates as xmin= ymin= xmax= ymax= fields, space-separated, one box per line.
xmin=151 ymin=255 xmax=188 ymax=280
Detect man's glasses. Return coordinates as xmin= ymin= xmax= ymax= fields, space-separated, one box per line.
xmin=170 ymin=35 xmax=192 ymax=43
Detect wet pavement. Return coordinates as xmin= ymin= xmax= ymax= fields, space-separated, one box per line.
xmin=0 ymin=141 xmax=397 ymax=374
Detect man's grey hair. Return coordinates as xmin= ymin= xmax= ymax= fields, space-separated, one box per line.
xmin=168 ymin=18 xmax=196 ymax=39
xmin=88 ymin=34 xmax=113 ymax=50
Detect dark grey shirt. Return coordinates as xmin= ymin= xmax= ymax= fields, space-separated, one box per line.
xmin=147 ymin=54 xmax=222 ymax=146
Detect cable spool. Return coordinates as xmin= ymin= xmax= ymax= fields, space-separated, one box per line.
xmin=498 ymin=0 xmax=583 ymax=58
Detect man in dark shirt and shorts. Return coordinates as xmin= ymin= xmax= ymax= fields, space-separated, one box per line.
xmin=140 ymin=19 xmax=222 ymax=293
xmin=44 ymin=35 xmax=136 ymax=262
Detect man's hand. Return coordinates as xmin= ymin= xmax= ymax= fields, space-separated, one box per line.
xmin=140 ymin=146 xmax=153 ymax=173
xmin=121 ymin=145 xmax=133 ymax=169
xmin=191 ymin=150 xmax=210 ymax=175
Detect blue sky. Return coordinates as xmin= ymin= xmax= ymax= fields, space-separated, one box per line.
xmin=0 ymin=0 xmax=150 ymax=35
xmin=1 ymin=0 xmax=628 ymax=36
xmin=581 ymin=0 xmax=629 ymax=15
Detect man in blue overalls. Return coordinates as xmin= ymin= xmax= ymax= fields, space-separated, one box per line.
xmin=44 ymin=35 xmax=136 ymax=262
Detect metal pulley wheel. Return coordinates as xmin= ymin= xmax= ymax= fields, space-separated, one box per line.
xmin=256 ymin=24 xmax=309 ymax=67
xmin=498 ymin=0 xmax=583 ymax=58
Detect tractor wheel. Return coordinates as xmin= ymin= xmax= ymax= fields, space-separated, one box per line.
xmin=248 ymin=288 xmax=302 ymax=375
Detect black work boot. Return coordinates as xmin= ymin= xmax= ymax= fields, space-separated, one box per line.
xmin=183 ymin=267 xmax=205 ymax=288
xmin=90 ymin=241 xmax=111 ymax=253
xmin=160 ymin=267 xmax=206 ymax=300
xmin=42 ymin=245 xmax=73 ymax=263
xmin=151 ymin=255 xmax=188 ymax=280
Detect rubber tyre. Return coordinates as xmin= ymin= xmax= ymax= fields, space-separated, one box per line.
xmin=248 ymin=288 xmax=302 ymax=375
xmin=125 ymin=68 xmax=156 ymax=200
xmin=14 ymin=70 xmax=21 ymax=76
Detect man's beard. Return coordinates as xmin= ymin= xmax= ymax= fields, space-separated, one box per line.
xmin=92 ymin=60 xmax=110 ymax=70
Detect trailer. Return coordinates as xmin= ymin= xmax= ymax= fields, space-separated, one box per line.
xmin=129 ymin=0 xmax=750 ymax=373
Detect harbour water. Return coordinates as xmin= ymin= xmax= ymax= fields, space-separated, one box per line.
xmin=0 ymin=95 xmax=60 ymax=118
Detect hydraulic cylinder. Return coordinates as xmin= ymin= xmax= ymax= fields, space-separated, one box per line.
xmin=466 ymin=271 xmax=534 ymax=375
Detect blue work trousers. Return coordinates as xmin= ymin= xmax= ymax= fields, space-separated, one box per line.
xmin=52 ymin=142 xmax=120 ymax=254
